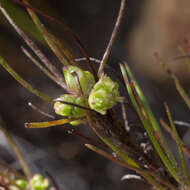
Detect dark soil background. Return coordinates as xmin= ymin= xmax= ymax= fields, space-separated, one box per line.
xmin=0 ymin=0 xmax=189 ymax=190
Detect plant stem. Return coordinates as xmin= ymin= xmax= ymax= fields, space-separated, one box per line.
xmin=11 ymin=0 xmax=97 ymax=80
xmin=98 ymin=0 xmax=126 ymax=77
xmin=21 ymin=47 xmax=57 ymax=82
xmin=0 ymin=3 xmax=68 ymax=91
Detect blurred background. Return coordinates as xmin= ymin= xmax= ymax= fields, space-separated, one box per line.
xmin=0 ymin=0 xmax=190 ymax=189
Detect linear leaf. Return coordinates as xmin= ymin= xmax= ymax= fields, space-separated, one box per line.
xmin=0 ymin=56 xmax=53 ymax=103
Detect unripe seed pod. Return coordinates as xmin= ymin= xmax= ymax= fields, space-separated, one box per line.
xmin=30 ymin=174 xmax=49 ymax=190
xmin=16 ymin=179 xmax=28 ymax=189
xmin=63 ymin=66 xmax=95 ymax=97
xmin=88 ymin=75 xmax=122 ymax=114
xmin=54 ymin=94 xmax=85 ymax=118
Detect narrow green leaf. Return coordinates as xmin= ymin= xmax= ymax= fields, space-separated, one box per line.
xmin=123 ymin=63 xmax=178 ymax=171
xmin=0 ymin=56 xmax=53 ymax=104
xmin=85 ymin=110 xmax=139 ymax=168
xmin=165 ymin=104 xmax=190 ymax=186
xmin=120 ymin=64 xmax=181 ymax=184
xmin=102 ymin=136 xmax=139 ymax=168
xmin=23 ymin=0 xmax=74 ymax=66
xmin=25 ymin=118 xmax=74 ymax=128
xmin=96 ymin=127 xmax=167 ymax=190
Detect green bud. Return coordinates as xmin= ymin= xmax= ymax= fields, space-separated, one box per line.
xmin=30 ymin=174 xmax=49 ymax=190
xmin=88 ymin=75 xmax=122 ymax=114
xmin=54 ymin=94 xmax=85 ymax=118
xmin=63 ymin=66 xmax=95 ymax=97
xmin=16 ymin=179 xmax=28 ymax=189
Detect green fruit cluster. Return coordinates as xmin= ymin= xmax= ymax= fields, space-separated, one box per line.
xmin=30 ymin=174 xmax=49 ymax=190
xmin=54 ymin=66 xmax=122 ymax=125
xmin=9 ymin=174 xmax=49 ymax=190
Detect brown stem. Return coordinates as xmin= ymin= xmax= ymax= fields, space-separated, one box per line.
xmin=121 ymin=102 xmax=130 ymax=132
xmin=98 ymin=0 xmax=126 ymax=77
xmin=0 ymin=4 xmax=67 ymax=91
xmin=11 ymin=0 xmax=97 ymax=80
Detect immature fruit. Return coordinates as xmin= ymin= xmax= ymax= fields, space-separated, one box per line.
xmin=88 ymin=75 xmax=122 ymax=114
xmin=30 ymin=174 xmax=49 ymax=190
xmin=63 ymin=66 xmax=95 ymax=97
xmin=54 ymin=94 xmax=85 ymax=118
xmin=54 ymin=94 xmax=85 ymax=125
xmin=16 ymin=179 xmax=28 ymax=189
xmin=9 ymin=179 xmax=28 ymax=190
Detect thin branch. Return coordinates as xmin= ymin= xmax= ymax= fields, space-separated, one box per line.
xmin=0 ymin=4 xmax=68 ymax=91
xmin=21 ymin=0 xmax=70 ymax=66
xmin=21 ymin=47 xmax=57 ymax=82
xmin=75 ymin=57 xmax=101 ymax=64
xmin=28 ymin=102 xmax=55 ymax=119
xmin=160 ymin=119 xmax=190 ymax=159
xmin=98 ymin=0 xmax=126 ymax=77
xmin=11 ymin=0 xmax=97 ymax=80
xmin=121 ymin=102 xmax=130 ymax=132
